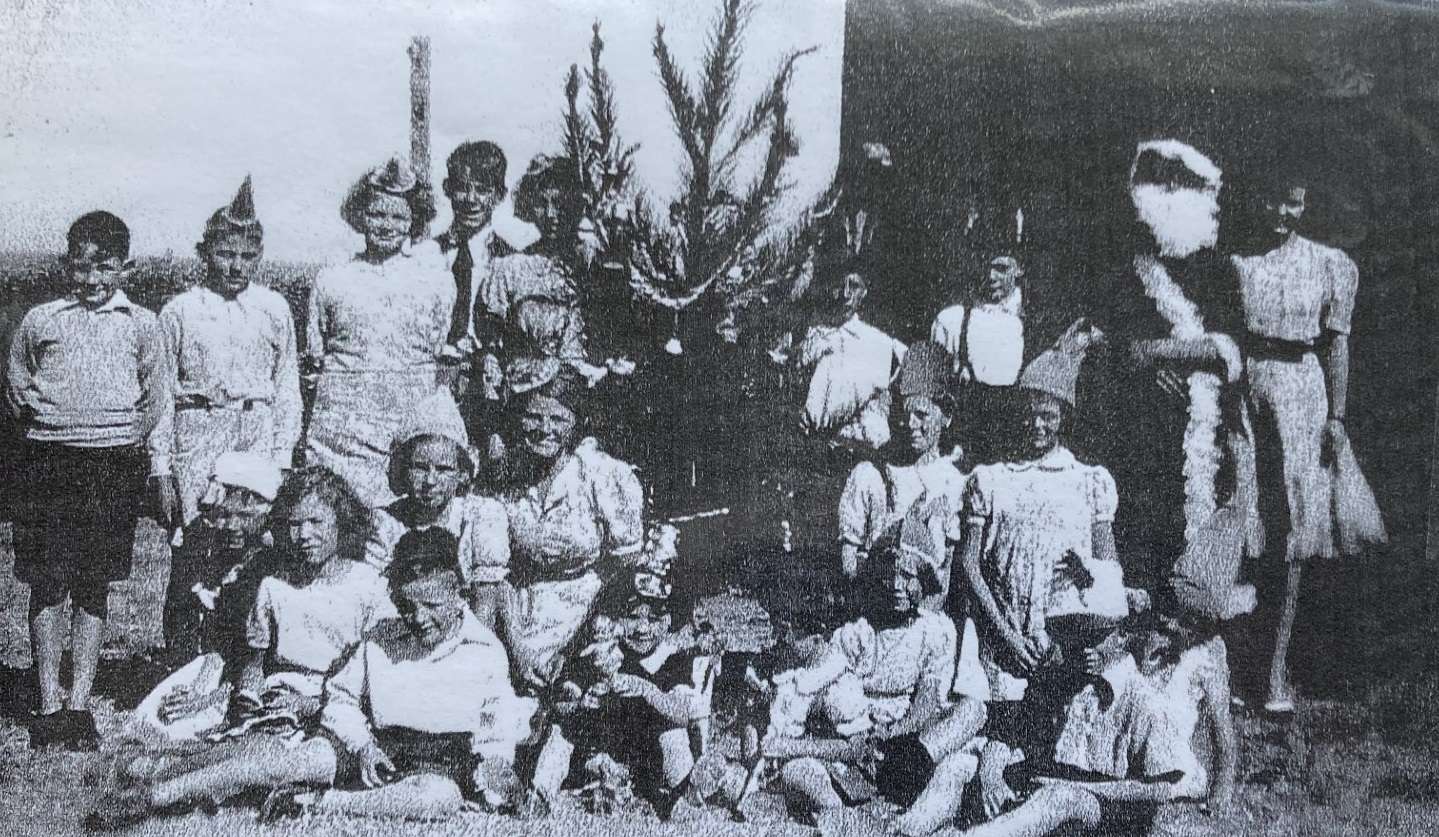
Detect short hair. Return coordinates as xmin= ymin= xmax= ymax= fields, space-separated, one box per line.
xmin=67 ymin=211 xmax=130 ymax=261
xmin=386 ymin=432 xmax=474 ymax=498
xmin=513 ymin=155 xmax=580 ymax=228
xmin=385 ymin=528 xmax=463 ymax=591
xmin=445 ymin=141 xmax=509 ymax=198
xmin=199 ymin=213 xmax=264 ymax=251
xmin=268 ymin=466 xmax=369 ymax=564
xmin=339 ymin=175 xmax=436 ymax=243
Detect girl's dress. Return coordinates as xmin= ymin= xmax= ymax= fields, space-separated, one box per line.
xmin=963 ymin=446 xmax=1118 ymax=702
xmin=498 ymin=438 xmax=644 ymax=679
xmin=304 ymin=250 xmax=456 ymax=507
xmin=1232 ymin=235 xmax=1373 ymax=560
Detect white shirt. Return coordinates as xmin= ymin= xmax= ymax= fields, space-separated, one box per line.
xmin=246 ymin=561 xmax=395 ymax=679
xmin=798 ymin=315 xmax=906 ymax=449
xmin=931 ymin=288 xmax=1024 ymax=386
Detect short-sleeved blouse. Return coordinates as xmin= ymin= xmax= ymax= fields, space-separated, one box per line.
xmin=365 ymin=495 xmax=511 ymax=584
xmin=480 ymin=252 xmax=578 ymax=322
xmin=1232 ymin=235 xmax=1359 ymax=341
xmin=305 ymin=250 xmax=454 ymax=373
xmin=245 ymin=561 xmax=395 ymax=679
xmin=838 ymin=457 xmax=967 ymax=578
xmin=498 ymin=438 xmax=644 ymax=580
xmin=828 ymin=611 xmax=957 ymax=708
xmin=964 ymin=446 xmax=1118 ymax=700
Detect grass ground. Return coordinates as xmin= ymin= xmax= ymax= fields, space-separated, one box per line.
xmin=1 ymin=521 xmax=1438 ymax=836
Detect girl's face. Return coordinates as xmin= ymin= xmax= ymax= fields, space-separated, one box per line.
xmin=394 ymin=572 xmax=466 ymax=649
xmin=202 ymin=231 xmax=263 ymax=298
xmin=531 ymin=187 xmax=573 ymax=244
xmin=286 ymin=493 xmax=340 ymax=566
xmin=1023 ymin=391 xmax=1064 ymax=456
xmin=363 ymin=193 xmax=412 ymax=257
xmin=520 ymin=394 xmax=578 ymax=460
xmin=404 ymin=437 xmax=465 ymax=512
xmin=889 ymin=558 xmax=925 ymax=614
xmin=903 ymin=395 xmax=949 ymax=456
xmin=619 ymin=603 xmax=672 ymax=656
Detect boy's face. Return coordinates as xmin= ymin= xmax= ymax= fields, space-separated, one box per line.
xmin=286 ymin=493 xmax=340 ymax=566
xmin=444 ymin=173 xmax=501 ymax=234
xmin=201 ymin=485 xmax=272 ymax=550
xmin=395 ymin=570 xmax=466 ymax=648
xmin=202 ymin=232 xmax=263 ymax=298
xmin=889 ymin=558 xmax=924 ymax=614
xmin=619 ymin=602 xmax=672 ymax=656
xmin=981 ymin=255 xmax=1021 ymax=302
xmin=404 ymin=436 xmax=465 ymax=513
xmin=63 ymin=242 xmax=130 ymax=308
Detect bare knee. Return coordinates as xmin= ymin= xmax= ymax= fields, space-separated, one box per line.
xmin=397 ymin=773 xmax=464 ymax=813
xmin=1037 ymin=784 xmax=1102 ymax=828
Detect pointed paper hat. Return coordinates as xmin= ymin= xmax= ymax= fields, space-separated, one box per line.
xmin=1018 ymin=318 xmax=1104 ymax=407
xmin=896 ymin=340 xmax=952 ymax=402
xmin=203 ymin=175 xmax=263 ymax=241
xmin=368 ymin=155 xmax=419 ymax=196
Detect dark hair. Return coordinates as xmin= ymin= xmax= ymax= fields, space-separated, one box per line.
xmin=67 ymin=211 xmax=130 ymax=261
xmin=385 ymin=528 xmax=463 ymax=590
xmin=340 ymin=177 xmax=436 ymax=243
xmin=268 ymin=467 xmax=370 ymax=564
xmin=513 ymin=155 xmax=580 ymax=228
xmin=199 ymin=213 xmax=264 ymax=251
xmin=445 ymin=141 xmax=509 ymax=199
xmin=386 ymin=432 xmax=474 ymax=498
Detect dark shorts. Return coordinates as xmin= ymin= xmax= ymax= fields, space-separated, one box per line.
xmin=328 ymin=728 xmax=478 ymax=796
xmin=11 ymin=441 xmax=146 ymax=614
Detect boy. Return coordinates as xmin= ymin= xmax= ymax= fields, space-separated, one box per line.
xmin=150 ymin=176 xmax=300 ymax=535
xmin=7 ymin=210 xmax=169 ymax=750
xmin=422 ymin=140 xmax=518 ymax=400
xmin=131 ymin=451 xmax=283 ymax=741
xmin=542 ymin=571 xmax=720 ymax=818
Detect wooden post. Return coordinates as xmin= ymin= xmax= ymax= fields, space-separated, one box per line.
xmin=409 ymin=36 xmax=432 ymax=185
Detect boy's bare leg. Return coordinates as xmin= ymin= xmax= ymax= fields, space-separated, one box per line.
xmin=148 ymin=735 xmax=336 ymax=809
xmin=777 ymin=757 xmax=843 ymax=812
xmin=68 ymin=607 xmax=104 ymax=710
xmin=658 ymin=727 xmax=696 ymax=788
xmin=896 ymin=751 xmax=978 ymax=836
xmin=529 ymin=725 xmax=574 ymax=804
xmin=30 ymin=599 xmax=67 ymax=715
xmin=942 ymin=784 xmax=1101 ymax=837
xmin=304 ymin=774 xmax=464 ymax=820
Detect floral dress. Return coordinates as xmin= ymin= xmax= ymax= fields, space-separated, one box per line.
xmin=1233 ymin=235 xmax=1360 ymax=561
xmin=498 ymin=438 xmax=644 ymax=679
xmin=304 ymin=250 xmax=455 ymax=507
xmin=963 ymin=446 xmax=1118 ymax=701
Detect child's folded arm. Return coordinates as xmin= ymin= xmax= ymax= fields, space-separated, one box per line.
xmin=320 ymin=642 xmax=377 ymax=754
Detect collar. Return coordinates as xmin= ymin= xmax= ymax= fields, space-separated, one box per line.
xmin=1007 ymin=445 xmax=1078 ymax=472
xmin=420 ymin=610 xmax=498 ymax=661
xmin=197 ymin=284 xmax=255 ymax=304
xmin=975 ymin=287 xmax=1023 ymax=317
xmin=61 ymin=289 xmax=135 ymax=313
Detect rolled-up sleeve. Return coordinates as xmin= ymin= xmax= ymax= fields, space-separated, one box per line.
xmin=838 ymin=461 xmax=883 ymax=547
xmin=321 ymin=642 xmax=376 ymax=754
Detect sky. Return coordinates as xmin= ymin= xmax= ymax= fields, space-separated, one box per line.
xmin=0 ymin=0 xmax=844 ymax=262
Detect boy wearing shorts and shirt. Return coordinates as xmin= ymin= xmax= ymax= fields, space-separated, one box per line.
xmin=6 ymin=211 xmax=170 ymax=750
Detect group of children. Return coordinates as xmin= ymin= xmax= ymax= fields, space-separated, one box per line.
xmin=2 ymin=139 xmax=1337 ymax=837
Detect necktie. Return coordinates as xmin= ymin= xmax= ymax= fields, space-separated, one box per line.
xmin=447 ymin=236 xmax=474 ymax=346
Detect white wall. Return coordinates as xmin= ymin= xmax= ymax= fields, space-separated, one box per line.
xmin=0 ymin=0 xmax=844 ymax=262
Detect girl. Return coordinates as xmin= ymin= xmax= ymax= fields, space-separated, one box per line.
xmin=87 ymin=468 xmax=394 ymax=829
xmin=304 ymin=157 xmax=457 ymax=507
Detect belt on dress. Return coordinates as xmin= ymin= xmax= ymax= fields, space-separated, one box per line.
xmin=1246 ymin=337 xmax=1317 ymax=363
xmin=175 ymin=395 xmax=270 ymax=412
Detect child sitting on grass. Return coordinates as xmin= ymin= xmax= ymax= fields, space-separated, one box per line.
xmin=257 ymin=527 xmax=536 ymax=821
xmin=87 ymin=467 xmax=394 ymax=829
xmin=7 ymin=210 xmax=169 ymax=751
xmin=128 ymin=452 xmax=284 ymax=743
xmin=534 ymin=570 xmax=720 ymax=819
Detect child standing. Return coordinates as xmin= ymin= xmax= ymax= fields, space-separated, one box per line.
xmin=6 ymin=211 xmax=170 ymax=750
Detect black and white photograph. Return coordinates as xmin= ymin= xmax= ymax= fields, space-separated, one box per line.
xmin=0 ymin=0 xmax=1436 ymax=834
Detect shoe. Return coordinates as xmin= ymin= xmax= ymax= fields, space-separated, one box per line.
xmin=65 ymin=709 xmax=100 ymax=752
xmin=26 ymin=710 xmax=68 ymax=750
xmin=258 ymin=784 xmax=310 ymax=823
xmin=84 ymin=788 xmax=151 ymax=832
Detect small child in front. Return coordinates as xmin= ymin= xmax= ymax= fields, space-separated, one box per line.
xmin=6 ymin=211 xmax=169 ymax=750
